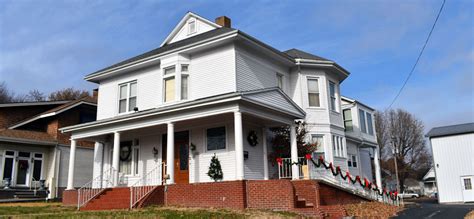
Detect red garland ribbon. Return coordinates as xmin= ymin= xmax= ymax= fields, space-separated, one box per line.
xmin=276 ymin=157 xmax=283 ymax=166
xmin=305 ymin=154 xmax=312 ymax=160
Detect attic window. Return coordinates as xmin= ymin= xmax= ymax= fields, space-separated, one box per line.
xmin=188 ymin=20 xmax=196 ymax=35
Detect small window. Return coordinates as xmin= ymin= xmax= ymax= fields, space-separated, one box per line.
xmin=181 ymin=65 xmax=188 ymax=72
xmin=464 ymin=178 xmax=472 ymax=190
xmin=307 ymin=78 xmax=320 ymax=107
xmin=181 ymin=75 xmax=188 ymax=100
xmin=276 ymin=74 xmax=283 ymax=89
xmin=366 ymin=112 xmax=374 ymax=135
xmin=18 ymin=152 xmax=30 ymax=157
xmin=332 ymin=135 xmax=345 ymax=157
xmin=343 ymin=109 xmax=353 ymax=131
xmin=351 ymin=155 xmax=358 ymax=167
xmin=5 ymin=151 xmax=14 ymax=156
xmin=311 ymin=135 xmax=323 ymax=148
xmin=188 ymin=20 xmax=196 ymax=34
xmin=164 ymin=66 xmax=175 ymax=75
xmin=34 ymin=153 xmax=43 ymax=158
xmin=207 ymin=127 xmax=226 ymax=151
xmin=164 ymin=77 xmax=176 ymax=102
xmin=329 ymin=81 xmax=337 ymax=111
xmin=359 ymin=109 xmax=367 ymax=133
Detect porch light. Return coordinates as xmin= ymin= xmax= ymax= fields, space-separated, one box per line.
xmin=152 ymin=147 xmax=158 ymax=157
xmin=244 ymin=151 xmax=249 ymax=160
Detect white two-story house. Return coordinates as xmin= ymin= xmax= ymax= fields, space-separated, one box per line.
xmin=61 ymin=12 xmax=382 ymax=204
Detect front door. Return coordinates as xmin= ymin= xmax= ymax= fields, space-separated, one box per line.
xmin=15 ymin=152 xmax=31 ymax=186
xmin=461 ymin=176 xmax=474 ymax=202
xmin=162 ymin=131 xmax=189 ymax=184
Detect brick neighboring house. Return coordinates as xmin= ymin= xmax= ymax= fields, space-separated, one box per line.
xmin=0 ymin=96 xmax=97 ymax=199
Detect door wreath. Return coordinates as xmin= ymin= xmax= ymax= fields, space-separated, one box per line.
xmin=247 ymin=131 xmax=258 ymax=146
xmin=120 ymin=145 xmax=132 ymax=161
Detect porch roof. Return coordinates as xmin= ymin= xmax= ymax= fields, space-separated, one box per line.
xmin=60 ymin=88 xmax=305 ymax=136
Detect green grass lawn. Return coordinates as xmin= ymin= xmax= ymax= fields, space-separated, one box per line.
xmin=0 ymin=202 xmax=298 ymax=218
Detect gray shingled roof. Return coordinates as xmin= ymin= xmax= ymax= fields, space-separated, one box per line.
xmin=86 ymin=27 xmax=236 ymax=77
xmin=284 ymin=48 xmax=332 ymax=62
xmin=426 ymin=123 xmax=474 ymax=138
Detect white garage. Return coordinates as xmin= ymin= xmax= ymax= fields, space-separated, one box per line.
xmin=427 ymin=123 xmax=474 ymax=203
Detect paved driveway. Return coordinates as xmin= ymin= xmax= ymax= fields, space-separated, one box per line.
xmin=393 ymin=198 xmax=474 ymax=219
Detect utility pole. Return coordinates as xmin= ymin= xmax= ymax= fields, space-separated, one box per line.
xmin=391 ymin=136 xmax=402 ymax=205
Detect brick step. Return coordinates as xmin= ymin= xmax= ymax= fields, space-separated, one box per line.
xmin=295 ymin=197 xmax=314 ymax=208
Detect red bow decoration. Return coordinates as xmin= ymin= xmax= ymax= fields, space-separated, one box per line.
xmin=276 ymin=157 xmax=283 ymax=166
xmin=364 ymin=178 xmax=370 ymax=188
xmin=305 ymin=154 xmax=312 ymax=160
xmin=319 ymin=156 xmax=324 ymax=162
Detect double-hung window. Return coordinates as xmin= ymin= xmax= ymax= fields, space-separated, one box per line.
xmin=359 ymin=109 xmax=367 ymax=133
xmin=329 ymin=81 xmax=337 ymax=112
xmin=181 ymin=64 xmax=189 ymax=100
xmin=206 ymin=127 xmax=226 ymax=151
xmin=164 ymin=66 xmax=176 ymax=103
xmin=188 ymin=19 xmax=196 ymax=34
xmin=358 ymin=109 xmax=374 ymax=135
xmin=343 ymin=109 xmax=353 ymax=131
xmin=347 ymin=154 xmax=357 ymax=167
xmin=307 ymin=78 xmax=320 ymax=107
xmin=119 ymin=81 xmax=137 ymax=113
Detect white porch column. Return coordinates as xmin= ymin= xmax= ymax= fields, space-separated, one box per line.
xmin=234 ymin=111 xmax=244 ymax=180
xmin=166 ymin=122 xmax=175 ymax=184
xmin=262 ymin=127 xmax=269 ymax=180
xmin=93 ymin=142 xmax=104 ymax=188
xmin=112 ymin=132 xmax=120 ymax=187
xmin=374 ymin=146 xmax=382 ymax=188
xmin=290 ymin=124 xmax=300 ymax=180
xmin=66 ymin=139 xmax=77 ymax=190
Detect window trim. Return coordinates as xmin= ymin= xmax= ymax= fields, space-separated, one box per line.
xmin=204 ymin=125 xmax=228 ymax=153
xmin=163 ymin=65 xmax=176 ymax=103
xmin=118 ymin=81 xmax=137 ymax=114
xmin=306 ymin=76 xmax=322 ymax=108
xmin=181 ymin=64 xmax=190 ymax=100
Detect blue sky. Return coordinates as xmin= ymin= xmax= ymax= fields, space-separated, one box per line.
xmin=0 ymin=0 xmax=472 ymax=131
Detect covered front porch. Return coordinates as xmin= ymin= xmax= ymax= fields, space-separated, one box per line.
xmin=61 ymin=89 xmax=307 ymax=209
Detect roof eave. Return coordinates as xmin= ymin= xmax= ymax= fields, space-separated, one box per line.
xmin=295 ymin=59 xmax=350 ymax=81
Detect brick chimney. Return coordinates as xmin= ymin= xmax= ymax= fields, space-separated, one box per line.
xmin=215 ymin=16 xmax=231 ymax=28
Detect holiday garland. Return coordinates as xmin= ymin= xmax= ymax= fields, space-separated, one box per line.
xmin=277 ymin=155 xmax=399 ymax=201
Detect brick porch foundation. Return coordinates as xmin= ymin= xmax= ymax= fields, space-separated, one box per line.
xmin=63 ymin=179 xmax=369 ymax=217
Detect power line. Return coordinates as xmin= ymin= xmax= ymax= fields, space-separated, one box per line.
xmin=387 ymin=0 xmax=446 ymax=109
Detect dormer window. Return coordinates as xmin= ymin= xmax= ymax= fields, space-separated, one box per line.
xmin=188 ymin=19 xmax=196 ymax=35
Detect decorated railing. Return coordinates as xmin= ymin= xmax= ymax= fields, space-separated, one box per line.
xmin=77 ymin=167 xmax=116 ymax=209
xmin=277 ymin=155 xmax=400 ymax=206
xmin=129 ymin=162 xmax=165 ymax=209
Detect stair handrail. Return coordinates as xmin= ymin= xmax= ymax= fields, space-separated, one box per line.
xmin=129 ymin=162 xmax=164 ymax=209
xmin=77 ymin=167 xmax=116 ymax=209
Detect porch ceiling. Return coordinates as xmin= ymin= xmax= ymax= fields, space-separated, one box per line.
xmin=61 ymin=88 xmax=305 ymax=140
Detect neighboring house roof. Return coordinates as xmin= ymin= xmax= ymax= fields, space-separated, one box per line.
xmin=0 ymin=100 xmax=69 ymax=108
xmin=426 ymin=122 xmax=474 ymax=138
xmin=0 ymin=129 xmax=57 ymax=145
xmin=9 ymin=97 xmax=97 ymax=129
xmin=60 ymin=88 xmax=306 ymax=133
xmin=284 ymin=48 xmax=331 ymax=62
xmin=341 ymin=96 xmax=375 ymax=111
xmin=423 ymin=167 xmax=436 ymax=181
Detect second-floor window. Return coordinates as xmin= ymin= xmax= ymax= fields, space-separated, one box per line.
xmin=347 ymin=154 xmax=357 ymax=167
xmin=329 ymin=81 xmax=337 ymax=112
xmin=307 ymin=78 xmax=320 ymax=107
xmin=164 ymin=66 xmax=176 ymax=102
xmin=276 ymin=73 xmax=283 ymax=89
xmin=359 ymin=109 xmax=375 ymax=135
xmin=119 ymin=81 xmax=137 ymax=113
xmin=343 ymin=109 xmax=353 ymax=131
xmin=181 ymin=64 xmax=189 ymax=100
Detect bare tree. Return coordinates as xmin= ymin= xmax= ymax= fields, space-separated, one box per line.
xmin=379 ymin=109 xmax=431 ymax=192
xmin=375 ymin=111 xmax=389 ymax=159
xmin=26 ymin=89 xmax=46 ymax=101
xmin=48 ymin=87 xmax=90 ymax=101
xmin=0 ymin=81 xmax=27 ymax=103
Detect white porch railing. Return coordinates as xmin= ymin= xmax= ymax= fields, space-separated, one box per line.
xmin=278 ymin=157 xmax=399 ymax=206
xmin=129 ymin=162 xmax=166 ymax=209
xmin=77 ymin=167 xmax=116 ymax=209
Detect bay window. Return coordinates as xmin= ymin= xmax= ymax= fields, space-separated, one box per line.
xmin=329 ymin=81 xmax=337 ymax=111
xmin=343 ymin=109 xmax=353 ymax=131
xmin=359 ymin=109 xmax=367 ymax=133
xmin=359 ymin=109 xmax=375 ymax=135
xmin=332 ymin=135 xmax=345 ymax=157
xmin=164 ymin=66 xmax=176 ymax=102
